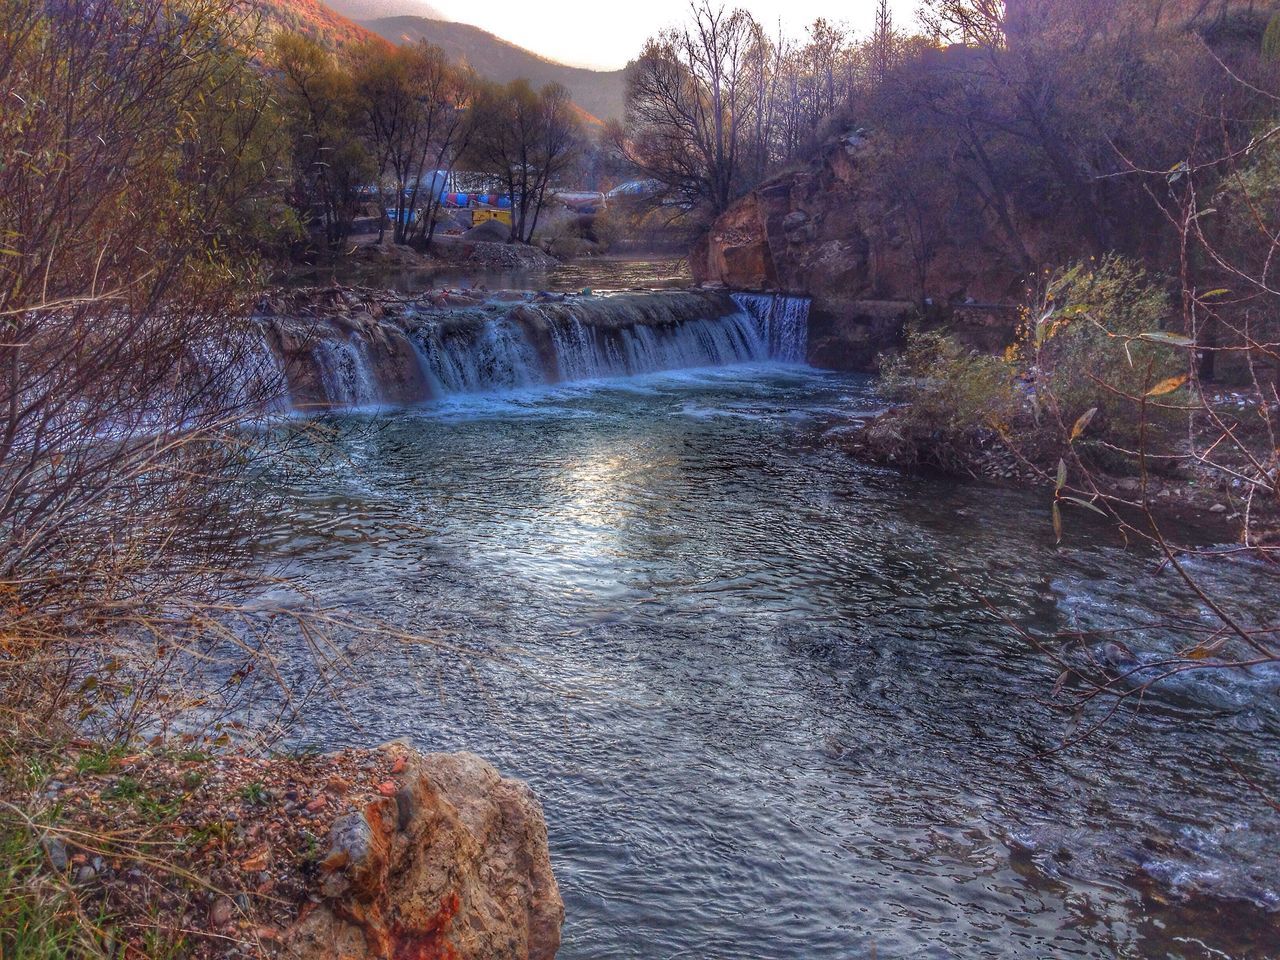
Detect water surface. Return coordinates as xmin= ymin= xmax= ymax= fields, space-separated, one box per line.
xmin=259 ymin=365 xmax=1280 ymax=959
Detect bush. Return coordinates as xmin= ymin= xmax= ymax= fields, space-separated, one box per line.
xmin=1015 ymin=257 xmax=1183 ymax=447
xmin=878 ymin=328 xmax=1021 ymax=468
xmin=880 ymin=257 xmax=1186 ymax=472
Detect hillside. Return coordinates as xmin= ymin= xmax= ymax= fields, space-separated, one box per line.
xmin=360 ymin=15 xmax=626 ymax=122
xmin=325 ymin=0 xmax=446 ymax=18
xmin=246 ymin=0 xmax=382 ymax=49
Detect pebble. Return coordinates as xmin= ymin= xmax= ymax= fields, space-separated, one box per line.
xmin=305 ymin=795 xmax=327 ymax=812
xmin=41 ymin=836 xmax=68 ymax=871
xmin=209 ymin=896 xmax=235 ymax=928
xmin=75 ymin=865 xmax=96 ymax=884
xmin=1210 ymin=503 xmax=1227 ymax=513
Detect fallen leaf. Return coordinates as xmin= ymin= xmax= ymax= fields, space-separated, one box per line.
xmin=240 ymin=851 xmax=269 ymax=872
xmin=1146 ymin=374 xmax=1188 ymax=397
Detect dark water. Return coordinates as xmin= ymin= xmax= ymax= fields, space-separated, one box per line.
xmin=258 ymin=365 xmax=1280 ymax=958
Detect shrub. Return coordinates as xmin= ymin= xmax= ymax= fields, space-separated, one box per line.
xmin=1014 ymin=257 xmax=1183 ymax=448
xmin=879 ymin=257 xmax=1186 ymax=472
xmin=878 ymin=328 xmax=1021 ymax=468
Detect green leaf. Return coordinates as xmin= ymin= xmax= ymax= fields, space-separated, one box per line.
xmin=1062 ymin=495 xmax=1107 ymax=517
xmin=1056 ymin=458 xmax=1067 ymax=492
xmin=1139 ymin=331 xmax=1193 ymax=347
xmin=1199 ymin=288 xmax=1230 ymax=300
xmin=1052 ymin=501 xmax=1063 ymax=542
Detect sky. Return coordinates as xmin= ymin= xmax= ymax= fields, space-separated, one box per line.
xmin=424 ymin=0 xmax=922 ymax=71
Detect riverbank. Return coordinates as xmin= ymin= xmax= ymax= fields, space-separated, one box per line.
xmin=5 ymin=739 xmax=561 ymax=959
xmin=836 ymin=397 xmax=1280 ymax=550
xmin=279 ymin=235 xmax=562 ymax=291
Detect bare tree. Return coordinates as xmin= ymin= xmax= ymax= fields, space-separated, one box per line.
xmin=273 ymin=33 xmax=370 ymax=249
xmin=351 ymin=41 xmax=475 ymax=246
xmin=622 ymin=2 xmax=757 ymax=216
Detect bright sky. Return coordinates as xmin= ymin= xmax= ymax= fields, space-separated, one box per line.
xmin=427 ymin=0 xmax=922 ymax=71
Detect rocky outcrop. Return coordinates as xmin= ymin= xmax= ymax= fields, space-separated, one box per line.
xmin=254 ymin=286 xmax=745 ymax=411
xmin=694 ymin=132 xmax=1023 ymax=371
xmin=289 ymin=747 xmax=563 ymax=960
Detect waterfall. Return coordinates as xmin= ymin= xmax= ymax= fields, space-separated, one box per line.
xmin=408 ymin=319 xmax=544 ymax=394
xmin=729 ymin=293 xmax=810 ymax=363
xmin=547 ymin=311 xmax=772 ymax=380
xmin=266 ymin=290 xmax=811 ymax=411
xmin=543 ymin=293 xmax=807 ymax=382
xmin=312 ymin=337 xmax=381 ymax=408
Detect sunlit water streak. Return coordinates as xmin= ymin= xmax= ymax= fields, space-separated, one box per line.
xmin=254 ymin=365 xmax=1280 ymax=959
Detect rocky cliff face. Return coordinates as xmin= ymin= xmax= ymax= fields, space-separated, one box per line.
xmin=289 ymin=747 xmax=563 ymax=960
xmin=693 ymin=132 xmax=1022 ymax=371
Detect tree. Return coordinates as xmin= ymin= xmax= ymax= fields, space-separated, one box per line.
xmin=351 ymin=41 xmax=475 ymax=246
xmin=466 ymin=80 xmax=584 ymax=244
xmin=622 ymin=2 xmax=758 ymax=217
xmin=272 ymin=33 xmax=370 ymax=249
xmin=0 ymin=0 xmax=287 ymax=736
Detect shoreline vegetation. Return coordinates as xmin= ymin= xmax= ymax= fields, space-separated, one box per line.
xmin=834 ymin=257 xmax=1280 ymax=551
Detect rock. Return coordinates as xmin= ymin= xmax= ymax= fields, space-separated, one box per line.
xmin=780 ymin=210 xmax=810 ymax=232
xmin=693 ymin=133 xmax=1026 ymax=370
xmin=460 ymin=218 xmax=511 ymax=242
xmin=41 ymin=836 xmax=68 ymax=871
xmin=288 ymin=748 xmax=562 ymax=960
xmin=75 ymin=865 xmax=96 ymax=884
xmin=1210 ymin=503 xmax=1227 ymax=513
xmin=209 ymin=895 xmax=235 ymax=929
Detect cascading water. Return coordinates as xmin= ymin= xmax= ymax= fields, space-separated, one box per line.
xmin=408 ymin=319 xmax=544 ymax=394
xmin=546 ymin=294 xmax=804 ymax=381
xmin=268 ymin=291 xmax=811 ymax=410
xmin=730 ymin=292 xmax=810 ymax=363
xmin=312 ymin=337 xmax=381 ymax=408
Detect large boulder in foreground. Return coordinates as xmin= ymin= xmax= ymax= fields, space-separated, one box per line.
xmin=288 ymin=747 xmax=562 ymax=960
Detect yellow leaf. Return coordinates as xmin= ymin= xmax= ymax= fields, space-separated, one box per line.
xmin=1070 ymin=407 xmax=1098 ymax=442
xmin=1146 ymin=374 xmax=1188 ymax=397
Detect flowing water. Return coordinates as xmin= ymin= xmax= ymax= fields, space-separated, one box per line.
xmin=253 ymin=358 xmax=1280 ymax=959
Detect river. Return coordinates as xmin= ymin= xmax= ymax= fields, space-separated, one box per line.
xmin=250 ymin=265 xmax=1279 ymax=959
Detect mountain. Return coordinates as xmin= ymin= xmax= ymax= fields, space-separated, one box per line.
xmin=325 ymin=0 xmax=447 ymax=19
xmin=359 ymin=15 xmax=626 ymax=123
xmin=248 ymin=0 xmax=383 ymax=50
